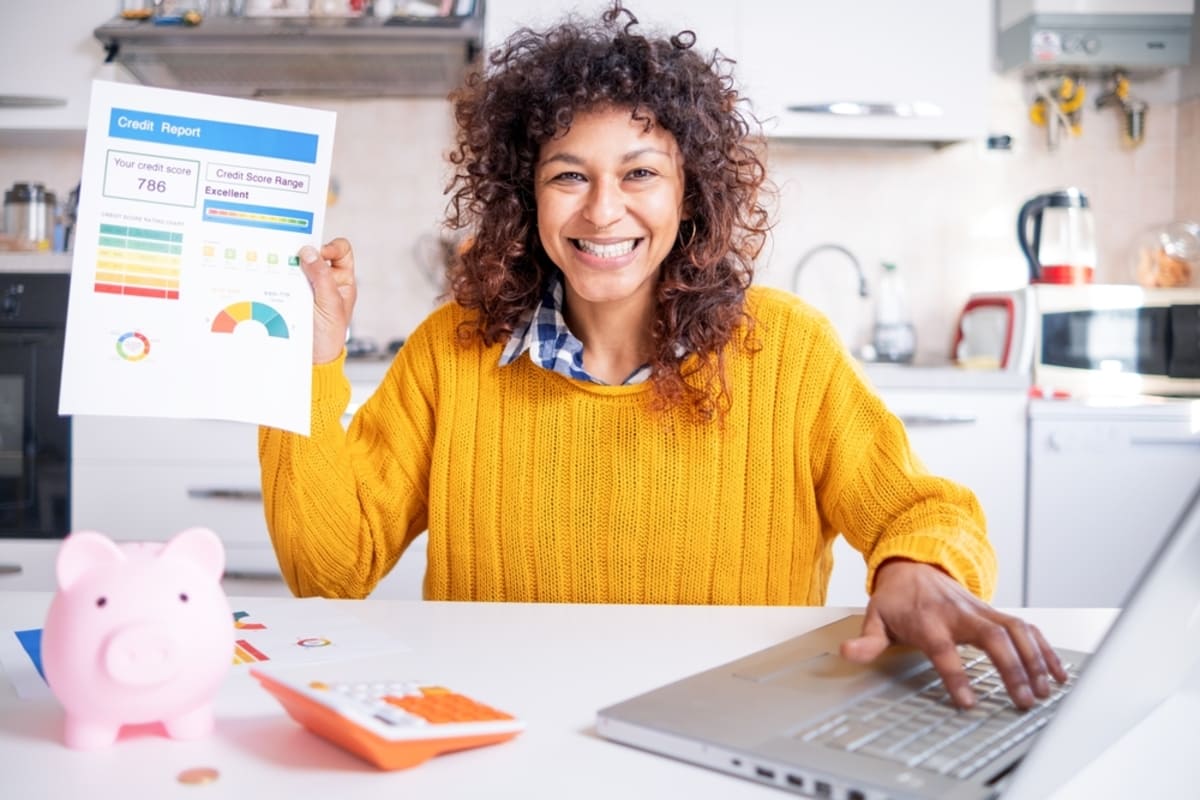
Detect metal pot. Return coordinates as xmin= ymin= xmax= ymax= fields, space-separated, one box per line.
xmin=3 ymin=182 xmax=56 ymax=250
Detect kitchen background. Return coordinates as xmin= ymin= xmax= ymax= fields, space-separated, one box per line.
xmin=2 ymin=1 xmax=1199 ymax=607
xmin=3 ymin=2 xmax=1199 ymax=360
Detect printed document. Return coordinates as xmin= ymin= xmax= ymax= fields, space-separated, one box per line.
xmin=59 ymin=81 xmax=336 ymax=434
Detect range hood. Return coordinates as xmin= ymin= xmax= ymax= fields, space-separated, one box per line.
xmin=93 ymin=7 xmax=484 ymax=99
xmin=996 ymin=0 xmax=1193 ymax=75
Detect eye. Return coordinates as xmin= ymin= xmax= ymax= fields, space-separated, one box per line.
xmin=549 ymin=171 xmax=586 ymax=183
xmin=95 ymin=597 xmax=107 ymax=608
xmin=626 ymin=168 xmax=657 ymax=180
xmin=179 ymin=593 xmax=189 ymax=603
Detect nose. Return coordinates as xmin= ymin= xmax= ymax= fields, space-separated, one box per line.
xmin=582 ymin=178 xmax=624 ymax=230
xmin=103 ymin=623 xmax=181 ymax=686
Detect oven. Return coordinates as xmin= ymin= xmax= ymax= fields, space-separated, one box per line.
xmin=0 ymin=271 xmax=70 ymax=539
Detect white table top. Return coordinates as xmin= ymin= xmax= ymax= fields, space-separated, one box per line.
xmin=0 ymin=595 xmax=1195 ymax=800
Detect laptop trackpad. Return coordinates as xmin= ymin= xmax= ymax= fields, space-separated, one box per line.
xmin=735 ymin=648 xmax=928 ymax=691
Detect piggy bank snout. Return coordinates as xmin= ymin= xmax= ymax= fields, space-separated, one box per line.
xmin=103 ymin=623 xmax=183 ymax=686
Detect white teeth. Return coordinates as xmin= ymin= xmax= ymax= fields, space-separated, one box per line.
xmin=575 ymin=239 xmax=637 ymax=258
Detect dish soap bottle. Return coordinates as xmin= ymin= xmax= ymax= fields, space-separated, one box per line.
xmin=872 ymin=261 xmax=916 ymax=363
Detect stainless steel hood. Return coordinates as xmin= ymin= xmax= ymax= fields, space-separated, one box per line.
xmin=93 ymin=8 xmax=484 ymax=99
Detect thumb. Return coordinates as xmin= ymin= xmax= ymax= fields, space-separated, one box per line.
xmin=298 ymin=245 xmax=326 ymax=286
xmin=839 ymin=611 xmax=892 ymax=663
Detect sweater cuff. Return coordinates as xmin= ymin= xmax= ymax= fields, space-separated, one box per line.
xmin=311 ymin=349 xmax=351 ymax=438
xmin=865 ymin=531 xmax=997 ymax=602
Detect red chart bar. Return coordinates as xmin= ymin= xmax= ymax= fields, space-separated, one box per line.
xmin=235 ymin=639 xmax=269 ymax=662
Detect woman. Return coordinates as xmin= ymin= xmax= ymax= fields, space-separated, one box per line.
xmin=260 ymin=3 xmax=1065 ymax=710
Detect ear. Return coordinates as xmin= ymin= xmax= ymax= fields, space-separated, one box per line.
xmin=56 ymin=531 xmax=126 ymax=591
xmin=160 ymin=527 xmax=226 ymax=582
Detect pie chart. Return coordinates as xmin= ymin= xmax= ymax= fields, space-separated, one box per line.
xmin=210 ymin=301 xmax=289 ymax=338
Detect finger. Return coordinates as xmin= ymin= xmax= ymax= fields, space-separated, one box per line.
xmin=1003 ymin=618 xmax=1053 ymax=699
xmin=924 ymin=638 xmax=976 ymax=709
xmin=839 ymin=611 xmax=892 ymax=664
xmin=974 ymin=621 xmax=1035 ymax=710
xmin=1031 ymin=624 xmax=1071 ymax=684
xmin=318 ymin=238 xmax=356 ymax=305
xmin=321 ymin=237 xmax=354 ymax=271
xmin=297 ymin=244 xmax=328 ymax=286
xmin=300 ymin=245 xmax=347 ymax=307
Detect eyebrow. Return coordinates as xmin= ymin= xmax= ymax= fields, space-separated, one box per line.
xmin=538 ymin=147 xmax=675 ymax=168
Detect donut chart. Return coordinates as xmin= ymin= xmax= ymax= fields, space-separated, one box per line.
xmin=211 ymin=301 xmax=289 ymax=339
xmin=116 ymin=331 xmax=151 ymax=361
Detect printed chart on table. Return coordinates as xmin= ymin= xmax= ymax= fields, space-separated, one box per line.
xmin=59 ymin=80 xmax=336 ymax=434
xmin=0 ymin=598 xmax=408 ymax=701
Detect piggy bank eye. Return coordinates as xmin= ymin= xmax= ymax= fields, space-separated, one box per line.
xmin=95 ymin=597 xmax=107 ymax=608
xmin=179 ymin=593 xmax=189 ymax=603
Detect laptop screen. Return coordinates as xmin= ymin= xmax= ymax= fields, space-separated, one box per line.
xmin=1002 ymin=480 xmax=1200 ymax=796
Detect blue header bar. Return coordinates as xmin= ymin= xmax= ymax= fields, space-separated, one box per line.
xmin=108 ymin=108 xmax=319 ymax=164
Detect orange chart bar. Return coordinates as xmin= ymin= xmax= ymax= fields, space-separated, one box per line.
xmin=93 ymin=223 xmax=183 ymax=301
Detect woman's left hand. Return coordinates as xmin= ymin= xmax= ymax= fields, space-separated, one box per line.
xmin=839 ymin=559 xmax=1070 ymax=710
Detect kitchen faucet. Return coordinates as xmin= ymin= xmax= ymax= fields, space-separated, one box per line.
xmin=791 ymin=243 xmax=869 ymax=299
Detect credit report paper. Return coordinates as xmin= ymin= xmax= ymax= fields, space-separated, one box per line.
xmin=59 ymin=80 xmax=336 ymax=434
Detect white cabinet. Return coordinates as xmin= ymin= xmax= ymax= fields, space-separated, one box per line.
xmin=734 ymin=0 xmax=990 ymax=144
xmin=826 ymin=385 xmax=1029 ymax=608
xmin=0 ymin=2 xmax=115 ymax=131
xmin=1026 ymin=400 xmax=1200 ymax=607
xmin=68 ymin=360 xmax=427 ymax=598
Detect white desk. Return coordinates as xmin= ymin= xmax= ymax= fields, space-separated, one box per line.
xmin=0 ymin=596 xmax=1196 ymax=799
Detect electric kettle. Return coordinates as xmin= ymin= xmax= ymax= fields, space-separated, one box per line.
xmin=1017 ymin=187 xmax=1097 ymax=284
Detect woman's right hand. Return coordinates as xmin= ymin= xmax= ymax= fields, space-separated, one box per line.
xmin=298 ymin=238 xmax=357 ymax=364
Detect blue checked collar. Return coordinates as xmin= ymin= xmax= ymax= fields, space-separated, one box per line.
xmin=498 ymin=273 xmax=652 ymax=386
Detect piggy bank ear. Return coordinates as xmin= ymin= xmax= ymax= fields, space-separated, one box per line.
xmin=160 ymin=527 xmax=226 ymax=581
xmin=56 ymin=531 xmax=126 ymax=591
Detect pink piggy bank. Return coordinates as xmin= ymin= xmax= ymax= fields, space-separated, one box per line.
xmin=41 ymin=528 xmax=234 ymax=749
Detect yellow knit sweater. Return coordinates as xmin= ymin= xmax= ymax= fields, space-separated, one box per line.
xmin=259 ymin=286 xmax=995 ymax=604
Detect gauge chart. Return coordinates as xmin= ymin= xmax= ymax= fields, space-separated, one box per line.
xmin=210 ymin=301 xmax=289 ymax=339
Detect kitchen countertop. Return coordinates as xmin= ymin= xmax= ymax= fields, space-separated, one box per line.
xmin=1029 ymin=395 xmax=1200 ymax=420
xmin=860 ymin=359 xmax=1032 ymax=392
xmin=0 ymin=252 xmax=71 ymax=272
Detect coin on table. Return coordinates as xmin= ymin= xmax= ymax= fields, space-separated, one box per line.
xmin=177 ymin=767 xmax=220 ymax=785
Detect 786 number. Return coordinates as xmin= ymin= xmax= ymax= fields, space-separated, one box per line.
xmin=137 ymin=178 xmax=167 ymax=193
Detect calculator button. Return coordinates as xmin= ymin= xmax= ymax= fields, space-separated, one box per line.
xmin=384 ymin=693 xmax=516 ymax=724
xmin=372 ymin=707 xmax=427 ymax=727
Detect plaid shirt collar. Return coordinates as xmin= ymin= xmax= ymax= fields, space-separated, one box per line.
xmin=498 ymin=272 xmax=652 ymax=386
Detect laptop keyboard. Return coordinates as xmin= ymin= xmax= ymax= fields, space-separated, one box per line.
xmin=797 ymin=646 xmax=1080 ymax=780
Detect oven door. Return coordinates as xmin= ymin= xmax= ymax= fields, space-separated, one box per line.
xmin=0 ymin=306 xmax=70 ymax=538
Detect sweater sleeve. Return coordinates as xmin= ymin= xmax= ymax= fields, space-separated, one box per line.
xmin=257 ymin=323 xmax=436 ymax=599
xmin=803 ymin=315 xmax=998 ymax=601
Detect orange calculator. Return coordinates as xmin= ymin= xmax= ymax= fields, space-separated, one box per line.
xmin=250 ymin=669 xmax=525 ymax=770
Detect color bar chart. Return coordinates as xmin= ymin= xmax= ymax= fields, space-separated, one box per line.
xmin=93 ymin=223 xmax=183 ymax=300
xmin=233 ymin=639 xmax=270 ymax=665
xmin=202 ymin=199 xmax=313 ymax=234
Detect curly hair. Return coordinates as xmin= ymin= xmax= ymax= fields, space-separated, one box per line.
xmin=445 ymin=2 xmax=770 ymax=421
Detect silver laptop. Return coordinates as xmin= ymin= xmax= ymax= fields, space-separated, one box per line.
xmin=596 ymin=482 xmax=1200 ymax=799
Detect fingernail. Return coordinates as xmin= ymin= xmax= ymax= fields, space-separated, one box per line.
xmin=955 ymin=688 xmax=975 ymax=708
xmin=1016 ymin=685 xmax=1035 ymax=707
xmin=1036 ymin=674 xmax=1050 ymax=696
xmin=299 ymin=245 xmax=318 ymax=264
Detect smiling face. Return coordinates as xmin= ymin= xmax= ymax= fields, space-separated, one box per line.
xmin=534 ymin=107 xmax=687 ymax=322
